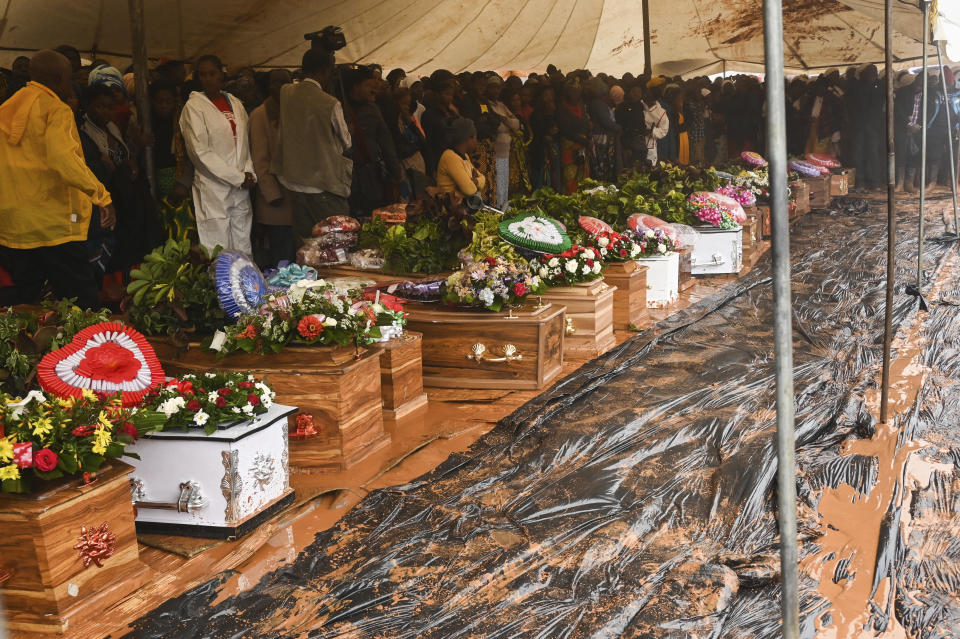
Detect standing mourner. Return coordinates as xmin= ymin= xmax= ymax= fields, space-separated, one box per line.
xmin=180 ymin=55 xmax=256 ymax=254
xmin=0 ymin=50 xmax=115 ymax=310
xmin=586 ymin=78 xmax=622 ymax=183
xmin=249 ymin=69 xmax=295 ymax=267
xmin=556 ymin=82 xmax=591 ymax=194
xmin=276 ymin=48 xmax=353 ymax=247
xmin=642 ymin=86 xmax=670 ymax=164
xmin=150 ymin=79 xmax=196 ymax=241
xmin=529 ymin=86 xmax=561 ymax=191
xmin=486 ymin=75 xmax=520 ymax=208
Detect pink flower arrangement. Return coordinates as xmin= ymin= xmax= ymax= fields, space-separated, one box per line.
xmin=717 ymin=185 xmax=756 ymax=208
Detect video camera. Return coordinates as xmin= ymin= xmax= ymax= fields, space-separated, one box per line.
xmin=304 ymin=26 xmax=346 ymax=52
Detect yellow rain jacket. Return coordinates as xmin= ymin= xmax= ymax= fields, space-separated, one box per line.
xmin=0 ymin=82 xmax=111 ymax=249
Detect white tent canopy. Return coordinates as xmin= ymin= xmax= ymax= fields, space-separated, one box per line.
xmin=0 ymin=0 xmax=953 ymax=76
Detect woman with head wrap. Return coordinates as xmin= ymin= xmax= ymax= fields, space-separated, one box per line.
xmin=435 ymin=118 xmax=485 ymax=199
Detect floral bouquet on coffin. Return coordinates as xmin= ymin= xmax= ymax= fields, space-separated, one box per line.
xmin=732 ymin=167 xmax=770 ymax=201
xmin=212 ymin=280 xmax=401 ymax=357
xmin=442 ymin=257 xmax=545 ymax=312
xmin=529 ymin=246 xmax=605 ymax=286
xmin=585 ymin=231 xmax=643 ymax=262
xmin=626 ymin=228 xmax=678 ymax=257
xmin=0 ymin=389 xmax=165 ymax=493
xmin=717 ymin=184 xmax=757 ymax=208
xmin=688 ymin=192 xmax=742 ymax=229
xmin=141 ymin=372 xmax=275 ymax=435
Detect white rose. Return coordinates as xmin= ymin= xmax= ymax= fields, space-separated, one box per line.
xmin=582 ymin=264 xmax=591 ymax=275
xmin=658 ymin=243 xmax=667 ymax=254
xmin=548 ymin=258 xmax=560 ymax=267
xmin=194 ymin=410 xmax=209 ymax=426
xmin=583 ymin=249 xmax=596 ymax=260
xmin=539 ymin=267 xmax=548 ymax=278
xmin=597 ymin=237 xmax=610 ymax=248
xmin=565 ymin=261 xmax=578 ymax=273
xmin=323 ymin=317 xmax=337 ymax=327
xmin=593 ymin=262 xmax=602 ymax=274
xmin=478 ymin=288 xmax=495 ymax=306
xmin=630 ymin=245 xmax=640 ymax=257
xmin=645 ymin=230 xmax=656 ymax=239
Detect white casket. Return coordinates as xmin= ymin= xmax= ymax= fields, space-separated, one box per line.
xmin=127 ymin=403 xmax=296 ymax=539
xmin=636 ymin=251 xmax=679 ymax=308
xmin=690 ymin=226 xmax=743 ymax=275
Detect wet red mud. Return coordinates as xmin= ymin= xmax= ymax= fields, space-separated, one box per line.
xmin=22 ymin=194 xmax=960 ymax=639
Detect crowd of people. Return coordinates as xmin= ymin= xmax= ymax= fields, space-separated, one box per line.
xmin=1 ymin=44 xmax=959 ymax=310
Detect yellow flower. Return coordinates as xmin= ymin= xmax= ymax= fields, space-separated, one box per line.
xmin=98 ymin=410 xmax=112 ymax=429
xmin=92 ymin=426 xmax=112 ymax=455
xmin=81 ymin=389 xmax=98 ymax=402
xmin=31 ymin=416 xmax=53 ymax=438
xmin=0 ymin=437 xmax=11 ymax=462
xmin=0 ymin=463 xmax=20 ymax=481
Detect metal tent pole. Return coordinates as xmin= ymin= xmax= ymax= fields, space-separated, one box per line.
xmin=642 ymin=0 xmax=652 ymax=77
xmin=128 ymin=0 xmax=154 ymax=197
xmin=880 ymin=0 xmax=897 ymax=425
xmin=762 ymin=0 xmax=799 ymax=636
xmin=936 ymin=40 xmax=960 ymax=233
xmin=918 ymin=0 xmax=930 ymax=289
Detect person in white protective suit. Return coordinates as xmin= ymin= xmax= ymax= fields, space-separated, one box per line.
xmin=179 ymin=54 xmax=256 ymax=254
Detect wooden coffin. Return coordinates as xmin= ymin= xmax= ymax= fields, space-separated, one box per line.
xmin=742 ymin=205 xmax=758 ymax=248
xmin=830 ymin=170 xmax=850 ymax=197
xmin=789 ymin=180 xmax=811 ymax=215
xmin=149 ymin=339 xmax=389 ymax=474
xmin=540 ymin=279 xmax=617 ymax=359
xmin=845 ymin=167 xmax=856 ymax=189
xmin=803 ymin=175 xmax=832 ymax=208
xmin=404 ymin=301 xmax=564 ymax=390
xmin=314 ymin=264 xmax=450 ymax=287
xmin=601 ymin=262 xmax=648 ymax=330
xmin=677 ymin=247 xmax=695 ymax=292
xmin=375 ymin=332 xmax=429 ymax=420
xmin=0 ymin=463 xmax=150 ymax=634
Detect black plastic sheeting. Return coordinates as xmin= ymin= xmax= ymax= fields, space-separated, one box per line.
xmin=128 ymin=196 xmax=958 ymax=639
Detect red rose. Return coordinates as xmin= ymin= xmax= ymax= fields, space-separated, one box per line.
xmin=484 ymin=257 xmax=498 ymax=266
xmin=187 ymin=399 xmax=201 ymax=412
xmin=218 ymin=387 xmax=232 ymax=397
xmin=513 ymin=282 xmax=527 ymax=297
xmin=215 ymin=397 xmax=227 ymax=408
xmin=239 ymin=381 xmax=253 ymax=390
xmin=561 ymin=250 xmax=575 ymax=259
xmin=119 ymin=422 xmax=138 ymax=440
xmin=178 ymin=380 xmax=194 ymax=394
xmin=619 ymin=249 xmax=628 ymax=257
xmin=34 ymin=448 xmax=58 ymax=472
xmin=72 ymin=424 xmax=95 ymax=437
xmin=586 ymin=259 xmax=594 ymax=268
xmin=247 ymin=394 xmax=261 ymax=407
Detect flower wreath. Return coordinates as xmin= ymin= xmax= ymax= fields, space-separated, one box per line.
xmin=742 ymin=151 xmax=768 ymax=167
xmin=688 ymin=192 xmax=742 ymax=229
xmin=789 ymin=159 xmax=822 ymax=177
xmin=36 ymin=322 xmax=165 ymax=407
xmin=498 ymin=214 xmax=572 ymax=254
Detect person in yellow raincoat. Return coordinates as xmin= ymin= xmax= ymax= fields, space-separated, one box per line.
xmin=0 ymin=50 xmax=115 ymax=310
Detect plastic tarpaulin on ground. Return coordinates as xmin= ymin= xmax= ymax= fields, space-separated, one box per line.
xmin=0 ymin=0 xmax=947 ymax=75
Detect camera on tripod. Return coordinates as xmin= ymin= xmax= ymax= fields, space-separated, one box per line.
xmin=304 ymin=26 xmax=346 ymax=52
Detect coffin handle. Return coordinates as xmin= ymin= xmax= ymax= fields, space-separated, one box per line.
xmin=130 ymin=478 xmax=209 ymax=513
xmin=711 ymin=253 xmax=726 ymax=265
xmin=466 ymin=343 xmax=523 ymax=364
xmin=565 ymin=317 xmax=577 ymax=336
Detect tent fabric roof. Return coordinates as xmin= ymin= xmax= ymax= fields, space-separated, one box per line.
xmin=0 ymin=0 xmax=950 ymax=76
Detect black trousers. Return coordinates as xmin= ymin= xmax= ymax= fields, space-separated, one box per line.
xmin=0 ymin=241 xmax=101 ymax=310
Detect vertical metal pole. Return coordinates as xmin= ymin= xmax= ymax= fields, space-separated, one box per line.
xmin=936 ymin=41 xmax=960 ymax=232
xmin=919 ymin=0 xmax=930 ymax=288
xmin=880 ymin=0 xmax=896 ymax=424
xmin=641 ymin=0 xmax=652 ymax=77
xmin=762 ymin=1 xmax=799 ymax=637
xmin=128 ymin=0 xmax=154 ymax=196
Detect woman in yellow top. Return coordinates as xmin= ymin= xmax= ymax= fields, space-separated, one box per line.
xmin=436 ymin=118 xmax=486 ymax=199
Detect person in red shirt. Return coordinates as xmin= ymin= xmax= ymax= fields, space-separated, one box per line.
xmin=180 ymin=55 xmax=256 ymax=254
